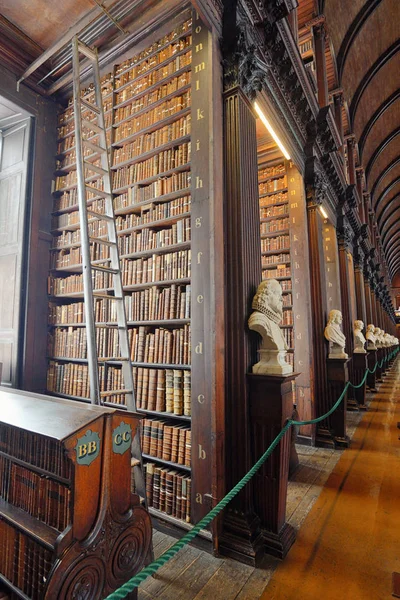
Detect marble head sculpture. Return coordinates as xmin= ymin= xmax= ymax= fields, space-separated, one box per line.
xmin=248 ymin=279 xmax=293 ymax=375
xmin=366 ymin=324 xmax=377 ymax=349
xmin=353 ymin=320 xmax=366 ymax=353
xmin=324 ymin=309 xmax=348 ymax=359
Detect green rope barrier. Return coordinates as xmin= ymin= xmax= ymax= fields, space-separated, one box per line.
xmin=104 ymin=346 xmax=399 ymax=600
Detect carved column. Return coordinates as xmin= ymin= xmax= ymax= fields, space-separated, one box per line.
xmin=354 ymin=246 xmax=367 ymax=326
xmin=333 ymin=91 xmax=345 ymax=164
xmin=305 ymin=160 xmax=328 ymax=444
xmin=220 ymin=80 xmax=264 ymax=565
xmin=347 ymin=137 xmax=356 ymax=186
xmin=312 ymin=21 xmax=329 ymax=108
xmin=356 ymin=169 xmax=365 ymax=221
xmin=364 ymin=275 xmax=373 ymax=325
xmin=337 ymin=218 xmax=354 ymax=357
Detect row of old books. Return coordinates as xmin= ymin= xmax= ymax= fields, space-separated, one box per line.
xmin=281 ymin=279 xmax=292 ymax=291
xmin=50 ymin=245 xmax=109 ymax=269
xmin=115 ymin=19 xmax=191 ymax=79
xmin=57 ymin=73 xmax=113 ymax=123
xmin=0 ymin=424 xmax=71 ymax=479
xmin=120 ymin=249 xmax=191 ymax=285
xmin=47 ymin=361 xmax=92 ymax=399
xmin=145 ymin=463 xmax=191 ymax=522
xmin=48 ymin=323 xmax=191 ymax=365
xmin=258 ymin=163 xmax=286 ymax=180
xmin=112 ymin=114 xmax=191 ymax=167
xmin=0 ymin=521 xmax=52 ymax=600
xmin=114 ymin=71 xmax=191 ymax=123
xmin=57 ymin=110 xmax=113 ymax=139
xmin=260 ymin=217 xmax=289 ymax=234
xmin=112 ymin=143 xmax=191 ymax=189
xmin=55 ymin=169 xmax=105 ymax=192
xmin=142 ymin=419 xmax=190 ymax=466
xmin=136 ymin=170 xmax=191 ymax=203
xmin=115 ymin=34 xmax=191 ymax=90
xmin=262 ymin=252 xmax=290 ymax=265
xmin=48 ymin=283 xmax=191 ymax=324
xmin=55 ymin=144 xmax=98 ymax=173
xmin=102 ymin=366 xmax=191 ymax=415
xmin=115 ymin=52 xmax=192 ymax=111
xmin=48 ymin=271 xmax=111 ymax=295
xmin=0 ymin=456 xmax=71 ymax=531
xmin=263 ymin=266 xmax=291 ymax=279
xmin=52 ymin=185 xmax=97 ymax=213
xmin=260 ymin=234 xmax=290 ymax=252
xmin=114 ymin=90 xmax=191 ymax=144
xmin=259 ymin=175 xmax=287 ymax=194
xmin=260 ymin=204 xmax=289 ymax=218
xmin=282 ymin=310 xmax=294 ymax=325
xmin=56 ymin=127 xmax=112 ymax=154
xmin=259 ymin=191 xmax=288 ymax=207
xmin=283 ymin=328 xmax=294 ymax=348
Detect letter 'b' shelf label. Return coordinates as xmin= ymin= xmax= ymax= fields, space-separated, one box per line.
xmin=75 ymin=429 xmax=101 ymax=466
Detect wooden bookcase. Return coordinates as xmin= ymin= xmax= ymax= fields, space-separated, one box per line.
xmin=0 ymin=387 xmax=151 ymax=599
xmin=257 ymin=156 xmax=294 ymax=368
xmin=46 ymin=9 xmax=215 ymax=540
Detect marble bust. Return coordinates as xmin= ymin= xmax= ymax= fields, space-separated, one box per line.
xmin=248 ymin=279 xmax=293 ymax=375
xmin=353 ymin=320 xmax=367 ymax=353
xmin=374 ymin=327 xmax=383 ymax=347
xmin=324 ymin=309 xmax=348 ymax=359
xmin=366 ymin=324 xmax=377 ymax=350
xmin=383 ymin=333 xmax=391 ymax=347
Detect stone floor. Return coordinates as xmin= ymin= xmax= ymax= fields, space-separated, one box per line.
xmin=137 ymin=382 xmax=380 ymax=600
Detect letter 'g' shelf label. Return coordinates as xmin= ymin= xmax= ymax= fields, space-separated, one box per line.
xmin=112 ymin=421 xmax=132 ymax=455
xmin=75 ymin=429 xmax=101 ymax=466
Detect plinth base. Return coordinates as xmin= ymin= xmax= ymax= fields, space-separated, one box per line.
xmin=219 ymin=510 xmax=265 ymax=567
xmin=316 ymin=426 xmax=350 ymax=449
xmin=262 ymin=522 xmax=296 ymax=559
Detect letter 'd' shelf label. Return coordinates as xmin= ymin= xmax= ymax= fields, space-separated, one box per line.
xmin=75 ymin=429 xmax=101 ymax=466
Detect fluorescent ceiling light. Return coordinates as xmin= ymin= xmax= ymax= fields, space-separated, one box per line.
xmin=254 ymin=101 xmax=290 ymax=160
xmin=319 ymin=206 xmax=328 ymax=219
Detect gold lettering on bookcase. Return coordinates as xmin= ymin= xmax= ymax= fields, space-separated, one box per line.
xmin=195 ymin=62 xmax=206 ymax=72
xmin=195 ymin=25 xmax=202 ymax=33
xmin=196 ymin=176 xmax=203 ymax=188
xmin=197 ymin=394 xmax=205 ymax=403
xmin=198 ymin=445 xmax=206 ymax=459
xmin=197 ymin=295 xmax=204 ymax=303
xmin=197 ymin=252 xmax=203 ymax=264
xmin=195 ymin=80 xmax=200 ymax=91
xmin=197 ymin=108 xmax=205 ymax=120
xmin=195 ymin=217 xmax=202 ymax=228
xmin=195 ymin=342 xmax=203 ymax=354
xmin=196 ymin=493 xmax=203 ymax=503
xmin=195 ymin=43 xmax=203 ymax=53
xmin=196 ymin=139 xmax=200 ymax=151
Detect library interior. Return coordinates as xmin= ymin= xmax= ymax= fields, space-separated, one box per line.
xmin=0 ymin=0 xmax=400 ymax=598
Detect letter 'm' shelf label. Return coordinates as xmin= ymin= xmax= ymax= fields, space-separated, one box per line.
xmin=75 ymin=429 xmax=101 ymax=466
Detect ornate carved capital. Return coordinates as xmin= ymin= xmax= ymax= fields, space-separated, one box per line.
xmin=360 ymin=223 xmax=369 ymax=240
xmin=345 ymin=184 xmax=357 ymax=209
xmin=260 ymin=0 xmax=298 ymax=24
xmin=316 ymin=105 xmax=341 ymax=155
xmin=306 ymin=14 xmax=326 ymax=31
xmin=305 ymin=156 xmax=328 ymax=206
xmin=337 ymin=215 xmax=353 ymax=249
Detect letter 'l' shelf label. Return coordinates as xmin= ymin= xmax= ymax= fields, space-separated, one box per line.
xmin=75 ymin=429 xmax=101 ymax=466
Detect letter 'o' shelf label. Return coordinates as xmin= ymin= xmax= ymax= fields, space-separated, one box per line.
xmin=75 ymin=429 xmax=101 ymax=466
xmin=112 ymin=421 xmax=132 ymax=455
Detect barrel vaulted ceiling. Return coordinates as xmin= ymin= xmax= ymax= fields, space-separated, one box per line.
xmin=322 ymin=0 xmax=400 ymax=281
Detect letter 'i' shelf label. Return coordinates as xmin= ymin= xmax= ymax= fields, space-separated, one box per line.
xmin=75 ymin=429 xmax=101 ymax=466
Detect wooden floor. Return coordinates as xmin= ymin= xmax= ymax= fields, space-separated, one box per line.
xmin=136 ymin=363 xmax=398 ymax=600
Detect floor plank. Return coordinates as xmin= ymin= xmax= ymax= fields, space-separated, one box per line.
xmin=192 ymin=559 xmax=253 ymax=600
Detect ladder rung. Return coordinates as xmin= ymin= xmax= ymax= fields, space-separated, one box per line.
xmin=80 ymin=98 xmax=100 ymax=114
xmin=89 ymin=237 xmax=116 ymax=247
xmin=78 ymin=41 xmax=96 ymax=61
xmin=92 ymin=292 xmax=123 ymax=299
xmin=91 ymin=264 xmax=119 ymax=274
xmin=97 ymin=357 xmax=130 ymax=362
xmin=87 ymin=210 xmax=114 ymax=222
xmin=82 ymin=118 xmax=103 ymax=134
xmin=86 ymin=185 xmax=112 ymax=199
xmin=84 ymin=161 xmax=108 ymax=176
xmin=82 ymin=139 xmax=107 ymax=154
xmin=100 ymin=389 xmax=131 ymax=397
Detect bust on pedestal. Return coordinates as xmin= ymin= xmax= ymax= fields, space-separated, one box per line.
xmin=366 ymin=324 xmax=377 ymax=350
xmin=324 ymin=309 xmax=348 ymax=359
xmin=319 ymin=309 xmax=349 ymax=447
xmin=248 ymin=279 xmax=293 ymax=376
xmin=353 ymin=320 xmax=367 ymax=353
xmin=247 ymin=279 xmax=296 ymax=558
xmin=374 ymin=327 xmax=384 ymax=382
xmin=366 ymin=324 xmax=378 ymax=392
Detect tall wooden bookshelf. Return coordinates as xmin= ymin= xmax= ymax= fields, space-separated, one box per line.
xmin=46 ymin=12 xmax=213 ymax=539
xmin=257 ymin=157 xmax=294 ymax=368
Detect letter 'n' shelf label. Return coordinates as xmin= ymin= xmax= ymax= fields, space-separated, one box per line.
xmin=112 ymin=421 xmax=132 ymax=455
xmin=75 ymin=429 xmax=101 ymax=466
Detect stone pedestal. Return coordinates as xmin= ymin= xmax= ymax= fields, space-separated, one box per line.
xmin=366 ymin=349 xmax=377 ymax=392
xmin=352 ymin=353 xmax=368 ymax=410
xmin=316 ymin=358 xmax=349 ymax=448
xmin=248 ymin=373 xmax=298 ymax=559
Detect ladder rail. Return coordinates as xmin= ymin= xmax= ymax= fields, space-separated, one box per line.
xmin=72 ymin=36 xmax=101 ymax=405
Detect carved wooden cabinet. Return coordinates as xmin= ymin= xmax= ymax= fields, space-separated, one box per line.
xmin=0 ymin=387 xmax=151 ymax=600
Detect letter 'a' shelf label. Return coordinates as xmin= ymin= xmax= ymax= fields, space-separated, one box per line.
xmin=112 ymin=421 xmax=132 ymax=455
xmin=75 ymin=429 xmax=101 ymax=466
